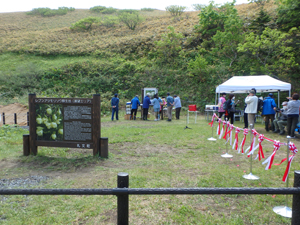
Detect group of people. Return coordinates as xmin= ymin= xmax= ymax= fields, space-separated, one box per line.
xmin=111 ymin=93 xmax=182 ymax=122
xmin=218 ymin=89 xmax=300 ymax=138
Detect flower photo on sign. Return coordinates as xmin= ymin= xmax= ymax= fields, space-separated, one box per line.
xmin=36 ymin=104 xmax=63 ymax=141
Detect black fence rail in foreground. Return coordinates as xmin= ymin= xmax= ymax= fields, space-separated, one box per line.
xmin=1 ymin=171 xmax=300 ymax=225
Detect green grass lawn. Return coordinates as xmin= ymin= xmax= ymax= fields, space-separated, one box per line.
xmin=0 ymin=113 xmax=297 ymax=224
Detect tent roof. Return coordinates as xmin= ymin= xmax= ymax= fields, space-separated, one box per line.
xmin=215 ymin=75 xmax=291 ymax=94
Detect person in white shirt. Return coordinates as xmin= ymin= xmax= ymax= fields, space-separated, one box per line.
xmin=245 ymin=90 xmax=258 ymax=128
xmin=174 ymin=95 xmax=182 ymax=119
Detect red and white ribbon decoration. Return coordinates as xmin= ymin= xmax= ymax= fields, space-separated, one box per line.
xmin=232 ymin=127 xmax=241 ymax=150
xmin=274 ymin=142 xmax=298 ymax=182
xmin=226 ymin=124 xmax=234 ymax=145
xmin=256 ymin=134 xmax=265 ymax=161
xmin=246 ymin=129 xmax=259 ymax=156
xmin=219 ymin=121 xmax=227 ymax=139
xmin=262 ymin=141 xmax=281 ymax=170
xmin=217 ymin=119 xmax=222 ymax=135
xmin=222 ymin=121 xmax=230 ymax=141
xmin=209 ymin=113 xmax=217 ymax=127
xmin=238 ymin=128 xmax=248 ymax=154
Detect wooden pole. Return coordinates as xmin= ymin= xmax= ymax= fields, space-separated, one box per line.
xmin=28 ymin=94 xmax=37 ymax=155
xmin=92 ymin=94 xmax=101 ymax=156
xmin=23 ymin=134 xmax=30 ymax=156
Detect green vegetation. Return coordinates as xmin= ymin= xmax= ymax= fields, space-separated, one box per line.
xmin=89 ymin=5 xmax=106 ymax=13
xmin=0 ymin=118 xmax=295 ymax=224
xmin=141 ymin=8 xmax=156 ymax=11
xmin=0 ymin=1 xmax=299 ymax=111
xmin=165 ymin=5 xmax=187 ymax=16
xmin=70 ymin=17 xmax=99 ymax=31
xmin=27 ymin=7 xmax=75 ymax=17
xmin=118 ymin=12 xmax=144 ymax=30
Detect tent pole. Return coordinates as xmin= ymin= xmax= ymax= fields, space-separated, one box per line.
xmin=278 ymin=91 xmax=280 ymax=108
xmin=215 ymin=92 xmax=217 ymax=105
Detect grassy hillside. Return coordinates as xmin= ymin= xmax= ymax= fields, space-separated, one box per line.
xmin=0 ymin=3 xmax=276 ymax=56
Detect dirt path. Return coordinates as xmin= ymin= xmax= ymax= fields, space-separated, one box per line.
xmin=0 ymin=103 xmax=28 ymax=126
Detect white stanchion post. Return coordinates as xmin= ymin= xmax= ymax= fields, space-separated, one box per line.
xmin=221 ymin=118 xmax=233 ymax=158
xmin=273 ymin=136 xmax=292 ymax=218
xmin=243 ymin=124 xmax=259 ymax=180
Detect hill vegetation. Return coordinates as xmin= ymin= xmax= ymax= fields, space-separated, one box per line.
xmin=0 ymin=0 xmax=299 ymax=113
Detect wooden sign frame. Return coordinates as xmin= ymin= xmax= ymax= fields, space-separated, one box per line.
xmin=27 ymin=94 xmax=101 ymax=156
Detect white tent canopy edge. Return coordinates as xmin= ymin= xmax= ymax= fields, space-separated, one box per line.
xmin=215 ymin=75 xmax=291 ymax=106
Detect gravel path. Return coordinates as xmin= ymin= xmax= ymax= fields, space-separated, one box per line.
xmin=0 ymin=175 xmax=49 ymax=189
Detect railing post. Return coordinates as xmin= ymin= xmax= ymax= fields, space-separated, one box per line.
xmin=23 ymin=134 xmax=30 ymax=156
xmin=27 ymin=112 xmax=29 ymax=126
xmin=2 ymin=112 xmax=5 ymax=125
xmin=292 ymin=170 xmax=300 ymax=225
xmin=14 ymin=113 xmax=17 ymax=125
xmin=117 ymin=172 xmax=129 ymax=225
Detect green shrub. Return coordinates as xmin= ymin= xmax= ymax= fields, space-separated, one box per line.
xmin=118 ymin=9 xmax=139 ymax=14
xmin=118 ymin=12 xmax=144 ymax=30
xmin=101 ymin=7 xmax=117 ymax=14
xmin=70 ymin=17 xmax=99 ymax=31
xmin=90 ymin=6 xmax=106 ymax=13
xmin=165 ymin=5 xmax=187 ymax=16
xmin=26 ymin=7 xmax=74 ymax=17
xmin=26 ymin=8 xmax=51 ymax=16
xmin=141 ymin=8 xmax=155 ymax=11
xmin=191 ymin=4 xmax=206 ymax=11
xmin=101 ymin=16 xmax=118 ymax=28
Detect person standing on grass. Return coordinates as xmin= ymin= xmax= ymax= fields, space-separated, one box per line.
xmin=142 ymin=93 xmax=151 ymax=120
xmin=166 ymin=93 xmax=174 ymax=122
xmin=151 ymin=94 xmax=162 ymax=121
xmin=224 ymin=94 xmax=236 ymax=124
xmin=174 ymin=95 xmax=181 ymax=120
xmin=262 ymin=93 xmax=277 ymax=132
xmin=130 ymin=95 xmax=140 ymax=120
xmin=218 ymin=93 xmax=226 ymax=119
xmin=245 ymin=89 xmax=258 ymax=128
xmin=111 ymin=93 xmax=119 ymax=121
xmin=286 ymin=93 xmax=300 ymax=138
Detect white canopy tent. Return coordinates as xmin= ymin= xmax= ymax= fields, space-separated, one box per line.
xmin=215 ymin=75 xmax=291 ymax=107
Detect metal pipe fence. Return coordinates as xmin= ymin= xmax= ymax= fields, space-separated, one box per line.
xmin=1 ymin=171 xmax=300 ymax=225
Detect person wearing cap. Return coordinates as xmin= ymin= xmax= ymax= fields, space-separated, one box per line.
xmin=245 ymin=89 xmax=258 ymax=128
xmin=166 ymin=93 xmax=174 ymax=121
xmin=273 ymin=101 xmax=288 ymax=135
xmin=130 ymin=95 xmax=140 ymax=120
xmin=142 ymin=93 xmax=151 ymax=120
xmin=218 ymin=93 xmax=226 ymax=119
xmin=111 ymin=93 xmax=119 ymax=121
xmin=174 ymin=95 xmax=181 ymax=119
xmin=262 ymin=93 xmax=277 ymax=132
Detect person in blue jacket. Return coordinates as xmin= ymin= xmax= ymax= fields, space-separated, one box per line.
xmin=111 ymin=93 xmax=119 ymax=121
xmin=142 ymin=93 xmax=152 ymax=120
xmin=262 ymin=93 xmax=277 ymax=131
xmin=130 ymin=95 xmax=140 ymax=120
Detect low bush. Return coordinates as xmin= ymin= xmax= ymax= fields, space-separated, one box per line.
xmin=90 ymin=6 xmax=106 ymax=13
xmin=70 ymin=17 xmax=99 ymax=31
xmin=26 ymin=7 xmax=74 ymax=17
xmin=101 ymin=7 xmax=117 ymax=14
xmin=101 ymin=16 xmax=118 ymax=28
xmin=118 ymin=12 xmax=144 ymax=30
xmin=117 ymin=9 xmax=139 ymax=14
xmin=165 ymin=5 xmax=187 ymax=16
xmin=141 ymin=8 xmax=155 ymax=11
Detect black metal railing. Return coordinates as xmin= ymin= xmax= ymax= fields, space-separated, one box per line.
xmin=1 ymin=171 xmax=300 ymax=225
